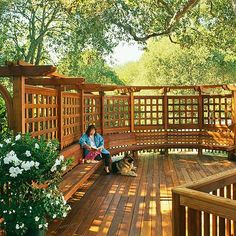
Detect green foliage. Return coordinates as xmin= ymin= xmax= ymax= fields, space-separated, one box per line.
xmin=0 ymin=133 xmax=72 ymax=235
xmin=0 ymin=97 xmax=9 ymax=142
xmin=116 ymin=38 xmax=236 ymax=87
xmin=58 ymin=50 xmax=124 ymax=85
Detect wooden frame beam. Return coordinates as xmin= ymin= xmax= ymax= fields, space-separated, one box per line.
xmin=0 ymin=65 xmax=56 ymax=77
xmin=25 ymin=77 xmax=85 ymax=86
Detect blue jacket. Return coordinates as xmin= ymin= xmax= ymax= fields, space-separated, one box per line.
xmin=79 ymin=133 xmax=110 ymax=156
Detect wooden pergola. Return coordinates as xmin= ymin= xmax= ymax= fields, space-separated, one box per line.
xmin=1 ymin=61 xmax=236 ymax=236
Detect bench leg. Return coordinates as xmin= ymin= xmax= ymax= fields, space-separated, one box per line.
xmin=228 ymin=151 xmax=236 ymax=161
xmin=198 ymin=148 xmax=202 ymax=157
xmin=132 ymin=150 xmax=138 ymax=158
xmin=165 ymin=148 xmax=168 ymax=157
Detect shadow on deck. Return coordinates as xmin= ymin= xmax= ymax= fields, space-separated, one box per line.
xmin=47 ymin=153 xmax=236 ymax=236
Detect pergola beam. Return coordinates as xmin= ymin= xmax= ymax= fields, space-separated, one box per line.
xmin=0 ymin=65 xmax=56 ymax=77
xmin=25 ymin=77 xmax=85 ymax=86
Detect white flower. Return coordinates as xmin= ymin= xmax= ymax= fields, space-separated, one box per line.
xmin=63 ymin=212 xmax=67 ymax=217
xmin=53 ymin=214 xmax=57 ymax=219
xmin=46 ymin=193 xmax=51 ymax=198
xmin=59 ymin=155 xmax=64 ymax=161
xmin=16 ymin=224 xmax=20 ymax=230
xmin=50 ymin=166 xmax=57 ymax=172
xmin=9 ymin=167 xmax=23 ymax=177
xmin=0 ymin=199 xmax=4 ymax=202
xmin=56 ymin=201 xmax=59 ymax=205
xmin=35 ymin=216 xmax=40 ymax=222
xmin=3 ymin=210 xmax=7 ymax=213
xmin=61 ymin=166 xmax=67 ymax=171
xmin=4 ymin=150 xmax=21 ymax=166
xmin=55 ymin=159 xmax=61 ymax=166
xmin=35 ymin=143 xmax=39 ymax=149
xmin=39 ymin=224 xmax=43 ymax=229
xmin=25 ymin=150 xmax=31 ymax=157
xmin=12 ymin=210 xmax=15 ymax=213
xmin=15 ymin=134 xmax=21 ymax=141
xmin=9 ymin=211 xmax=12 ymax=214
xmin=29 ymin=206 xmax=32 ymax=210
xmin=5 ymin=138 xmax=11 ymax=144
xmin=21 ymin=161 xmax=32 ymax=171
xmin=34 ymin=161 xmax=40 ymax=168
xmin=63 ymin=200 xmax=67 ymax=205
xmin=20 ymin=223 xmax=24 ymax=228
xmin=44 ymin=223 xmax=48 ymax=228
xmin=67 ymin=206 xmax=71 ymax=211
xmin=0 ymin=144 xmax=3 ymax=147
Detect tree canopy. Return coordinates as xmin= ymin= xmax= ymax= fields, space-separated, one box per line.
xmin=0 ymin=0 xmax=235 ymax=85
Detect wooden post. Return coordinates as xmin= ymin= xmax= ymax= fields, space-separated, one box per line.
xmin=81 ymin=89 xmax=85 ymax=134
xmin=198 ymin=90 xmax=203 ymax=156
xmin=99 ymin=91 xmax=105 ymax=135
xmin=172 ymin=192 xmax=186 ymax=236
xmin=163 ymin=88 xmax=169 ymax=156
xmin=13 ymin=76 xmax=25 ymax=134
xmin=232 ymin=91 xmax=236 ymax=146
xmin=130 ymin=91 xmax=134 ymax=132
xmin=188 ymin=208 xmax=201 ymax=236
xmin=57 ymin=85 xmax=64 ymax=150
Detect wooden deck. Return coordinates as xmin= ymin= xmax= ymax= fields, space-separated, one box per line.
xmin=47 ymin=153 xmax=236 ymax=236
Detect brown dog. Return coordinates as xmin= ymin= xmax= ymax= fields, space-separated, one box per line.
xmin=112 ymin=153 xmax=137 ymax=177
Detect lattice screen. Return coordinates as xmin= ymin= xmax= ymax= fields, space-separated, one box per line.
xmin=134 ymin=96 xmax=163 ymax=127
xmin=62 ymin=92 xmax=81 ymax=147
xmin=168 ymin=96 xmax=199 ymax=126
xmin=104 ymin=96 xmax=130 ymax=129
xmin=84 ymin=94 xmax=101 ymax=131
xmin=203 ymin=95 xmax=232 ymax=127
xmin=25 ymin=86 xmax=58 ymax=139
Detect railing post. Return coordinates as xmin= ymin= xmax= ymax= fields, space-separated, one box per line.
xmin=198 ymin=88 xmax=203 ymax=156
xmin=188 ymin=208 xmax=201 ymax=236
xmin=232 ymin=91 xmax=236 ymax=146
xmin=130 ymin=91 xmax=134 ymax=132
xmin=172 ymin=191 xmax=186 ymax=236
xmin=13 ymin=76 xmax=26 ymax=134
xmin=163 ymin=88 xmax=169 ymax=156
xmin=57 ymin=85 xmax=64 ymax=150
xmin=81 ymin=89 xmax=85 ymax=134
xmin=99 ymin=91 xmax=105 ymax=135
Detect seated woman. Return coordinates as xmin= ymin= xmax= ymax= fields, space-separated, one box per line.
xmin=79 ymin=124 xmax=111 ymax=174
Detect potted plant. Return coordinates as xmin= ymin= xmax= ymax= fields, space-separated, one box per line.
xmin=0 ymin=133 xmax=72 ymax=236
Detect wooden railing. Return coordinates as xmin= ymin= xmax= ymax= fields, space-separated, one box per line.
xmin=0 ymin=62 xmax=236 ymax=154
xmin=172 ymin=169 xmax=236 ymax=236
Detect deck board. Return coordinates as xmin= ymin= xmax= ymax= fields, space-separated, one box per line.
xmin=46 ymin=153 xmax=236 ymax=236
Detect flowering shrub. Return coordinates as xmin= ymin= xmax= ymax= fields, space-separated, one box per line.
xmin=0 ymin=133 xmax=72 ymax=235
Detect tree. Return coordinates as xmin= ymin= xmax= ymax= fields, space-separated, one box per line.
xmin=115 ymin=38 xmax=236 ymax=87
xmin=58 ymin=50 xmax=124 ymax=85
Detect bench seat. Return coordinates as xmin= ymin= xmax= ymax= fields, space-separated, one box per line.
xmin=60 ymin=161 xmax=102 ymax=201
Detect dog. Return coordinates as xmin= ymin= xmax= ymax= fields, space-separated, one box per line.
xmin=112 ymin=153 xmax=137 ymax=177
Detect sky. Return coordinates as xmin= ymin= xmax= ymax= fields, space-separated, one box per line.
xmin=108 ymin=41 xmax=143 ymax=67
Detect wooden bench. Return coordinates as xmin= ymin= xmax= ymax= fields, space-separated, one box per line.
xmin=59 ymin=143 xmax=102 ymax=201
xmin=59 ymin=133 xmax=138 ymax=201
xmin=59 ymin=131 xmax=236 ymax=201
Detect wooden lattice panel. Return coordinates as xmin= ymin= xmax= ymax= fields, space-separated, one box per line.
xmin=168 ymin=96 xmax=199 ymax=127
xmin=104 ymin=96 xmax=130 ymax=133
xmin=134 ymin=96 xmax=164 ymax=128
xmin=84 ymin=94 xmax=101 ymax=132
xmin=203 ymin=95 xmax=232 ymax=128
xmin=25 ymin=85 xmax=58 ymax=139
xmin=62 ymin=92 xmax=81 ymax=148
